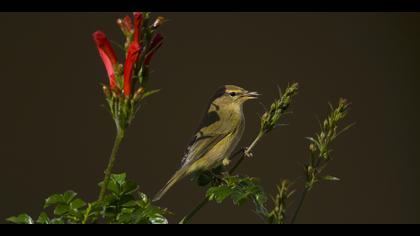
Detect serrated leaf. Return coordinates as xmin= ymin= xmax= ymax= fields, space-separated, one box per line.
xmin=102 ymin=180 xmax=119 ymax=194
xmin=111 ymin=173 xmax=127 ymax=186
xmin=63 ymin=191 xmax=77 ymax=204
xmin=206 ymin=186 xmax=234 ymax=203
xmin=36 ymin=212 xmax=50 ymax=224
xmin=116 ymin=208 xmax=135 ymax=223
xmin=122 ymin=180 xmax=139 ymax=195
xmin=6 ymin=214 xmax=34 ymax=224
xmin=323 ymin=175 xmax=340 ymax=182
xmin=70 ymin=198 xmax=86 ymax=210
xmin=44 ymin=194 xmax=64 ymax=208
xmin=54 ymin=205 xmax=70 ymax=216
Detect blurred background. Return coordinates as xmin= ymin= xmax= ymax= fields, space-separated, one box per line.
xmin=0 ymin=12 xmax=419 ymax=224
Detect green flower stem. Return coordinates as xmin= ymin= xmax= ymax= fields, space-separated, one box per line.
xmin=98 ymin=126 xmax=125 ymax=202
xmin=290 ymin=187 xmax=308 ymax=224
xmin=82 ymin=203 xmax=92 ymax=224
xmin=179 ymin=198 xmax=209 ymax=224
xmin=179 ymin=131 xmax=265 ymax=224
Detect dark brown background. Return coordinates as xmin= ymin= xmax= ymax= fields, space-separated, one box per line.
xmin=0 ymin=12 xmax=419 ymax=224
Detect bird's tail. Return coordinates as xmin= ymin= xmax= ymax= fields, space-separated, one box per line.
xmin=153 ymin=168 xmax=188 ymax=202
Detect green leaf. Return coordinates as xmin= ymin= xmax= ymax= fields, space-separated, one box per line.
xmin=231 ymin=183 xmax=262 ymax=206
xmin=50 ymin=218 xmax=65 ymax=224
xmin=138 ymin=205 xmax=170 ymax=224
xmin=142 ymin=89 xmax=161 ymax=100
xmin=122 ymin=180 xmax=139 ymax=195
xmin=323 ymin=175 xmax=340 ymax=182
xmin=206 ymin=176 xmax=267 ymax=206
xmin=44 ymin=194 xmax=64 ymax=208
xmin=63 ymin=191 xmax=77 ymax=204
xmin=6 ymin=214 xmax=34 ymax=224
xmin=36 ymin=212 xmax=50 ymax=224
xmin=149 ymin=214 xmax=168 ymax=224
xmin=116 ymin=208 xmax=135 ymax=223
xmin=70 ymin=198 xmax=86 ymax=210
xmin=206 ymin=185 xmax=234 ymax=203
xmin=54 ymin=205 xmax=70 ymax=216
xmin=98 ymin=180 xmax=119 ymax=194
xmin=121 ymin=200 xmax=138 ymax=208
xmin=111 ymin=173 xmax=127 ymax=186
xmin=99 ymin=173 xmax=128 ymax=195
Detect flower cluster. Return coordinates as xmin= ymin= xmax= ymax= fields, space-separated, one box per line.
xmin=305 ymin=98 xmax=352 ymax=191
xmin=93 ymin=12 xmax=164 ymax=130
xmin=260 ymin=83 xmax=299 ymax=135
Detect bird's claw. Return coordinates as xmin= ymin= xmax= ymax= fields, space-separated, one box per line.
xmin=244 ymin=147 xmax=253 ymax=158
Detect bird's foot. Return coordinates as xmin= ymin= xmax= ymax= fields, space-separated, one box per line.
xmin=244 ymin=147 xmax=253 ymax=158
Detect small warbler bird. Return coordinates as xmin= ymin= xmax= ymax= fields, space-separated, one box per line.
xmin=153 ymin=85 xmax=259 ymax=201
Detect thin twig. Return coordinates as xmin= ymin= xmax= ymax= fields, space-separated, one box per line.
xmin=290 ymin=188 xmax=308 ymax=224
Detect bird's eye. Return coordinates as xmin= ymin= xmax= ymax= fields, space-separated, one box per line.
xmin=229 ymin=92 xmax=236 ymax=97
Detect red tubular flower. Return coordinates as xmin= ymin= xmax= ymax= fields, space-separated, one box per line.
xmin=144 ymin=33 xmax=164 ymax=66
xmin=123 ymin=42 xmax=141 ymax=97
xmin=92 ymin=31 xmax=118 ymax=89
xmin=133 ymin=12 xmax=143 ymax=43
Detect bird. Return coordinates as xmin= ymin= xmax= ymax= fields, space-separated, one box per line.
xmin=153 ymin=85 xmax=259 ymax=202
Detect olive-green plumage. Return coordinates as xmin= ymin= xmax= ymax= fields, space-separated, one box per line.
xmin=153 ymin=85 xmax=259 ymax=201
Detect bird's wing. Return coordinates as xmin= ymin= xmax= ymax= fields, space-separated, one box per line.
xmin=180 ymin=108 xmax=235 ymax=169
xmin=180 ymin=131 xmax=229 ymax=168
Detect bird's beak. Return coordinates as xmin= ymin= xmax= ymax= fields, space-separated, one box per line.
xmin=243 ymin=91 xmax=261 ymax=99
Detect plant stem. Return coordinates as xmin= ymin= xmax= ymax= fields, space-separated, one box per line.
xmin=98 ymin=126 xmax=125 ymax=201
xmin=229 ymin=132 xmax=264 ymax=175
xmin=179 ymin=197 xmax=209 ymax=224
xmin=179 ymin=132 xmax=265 ymax=224
xmin=82 ymin=203 xmax=92 ymax=224
xmin=290 ymin=187 xmax=308 ymax=224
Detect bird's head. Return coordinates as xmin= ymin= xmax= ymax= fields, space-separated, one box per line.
xmin=211 ymin=85 xmax=260 ymax=109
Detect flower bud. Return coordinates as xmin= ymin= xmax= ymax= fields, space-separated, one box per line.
xmin=153 ymin=16 xmax=165 ymax=28
xmin=133 ymin=87 xmax=145 ymax=101
xmin=309 ymin=143 xmax=317 ymax=152
xmin=102 ymin=85 xmax=110 ymax=98
xmin=117 ymin=18 xmax=123 ymax=28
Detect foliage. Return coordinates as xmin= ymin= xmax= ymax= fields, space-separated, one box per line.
xmin=304 ymin=98 xmax=353 ymax=191
xmin=6 ymin=12 xmax=353 ymax=224
xmin=7 ymin=173 xmax=170 ymax=224
xmin=206 ymin=176 xmax=267 ymax=206
xmin=260 ymin=83 xmax=299 ymax=135
xmin=264 ymin=180 xmax=295 ymax=224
